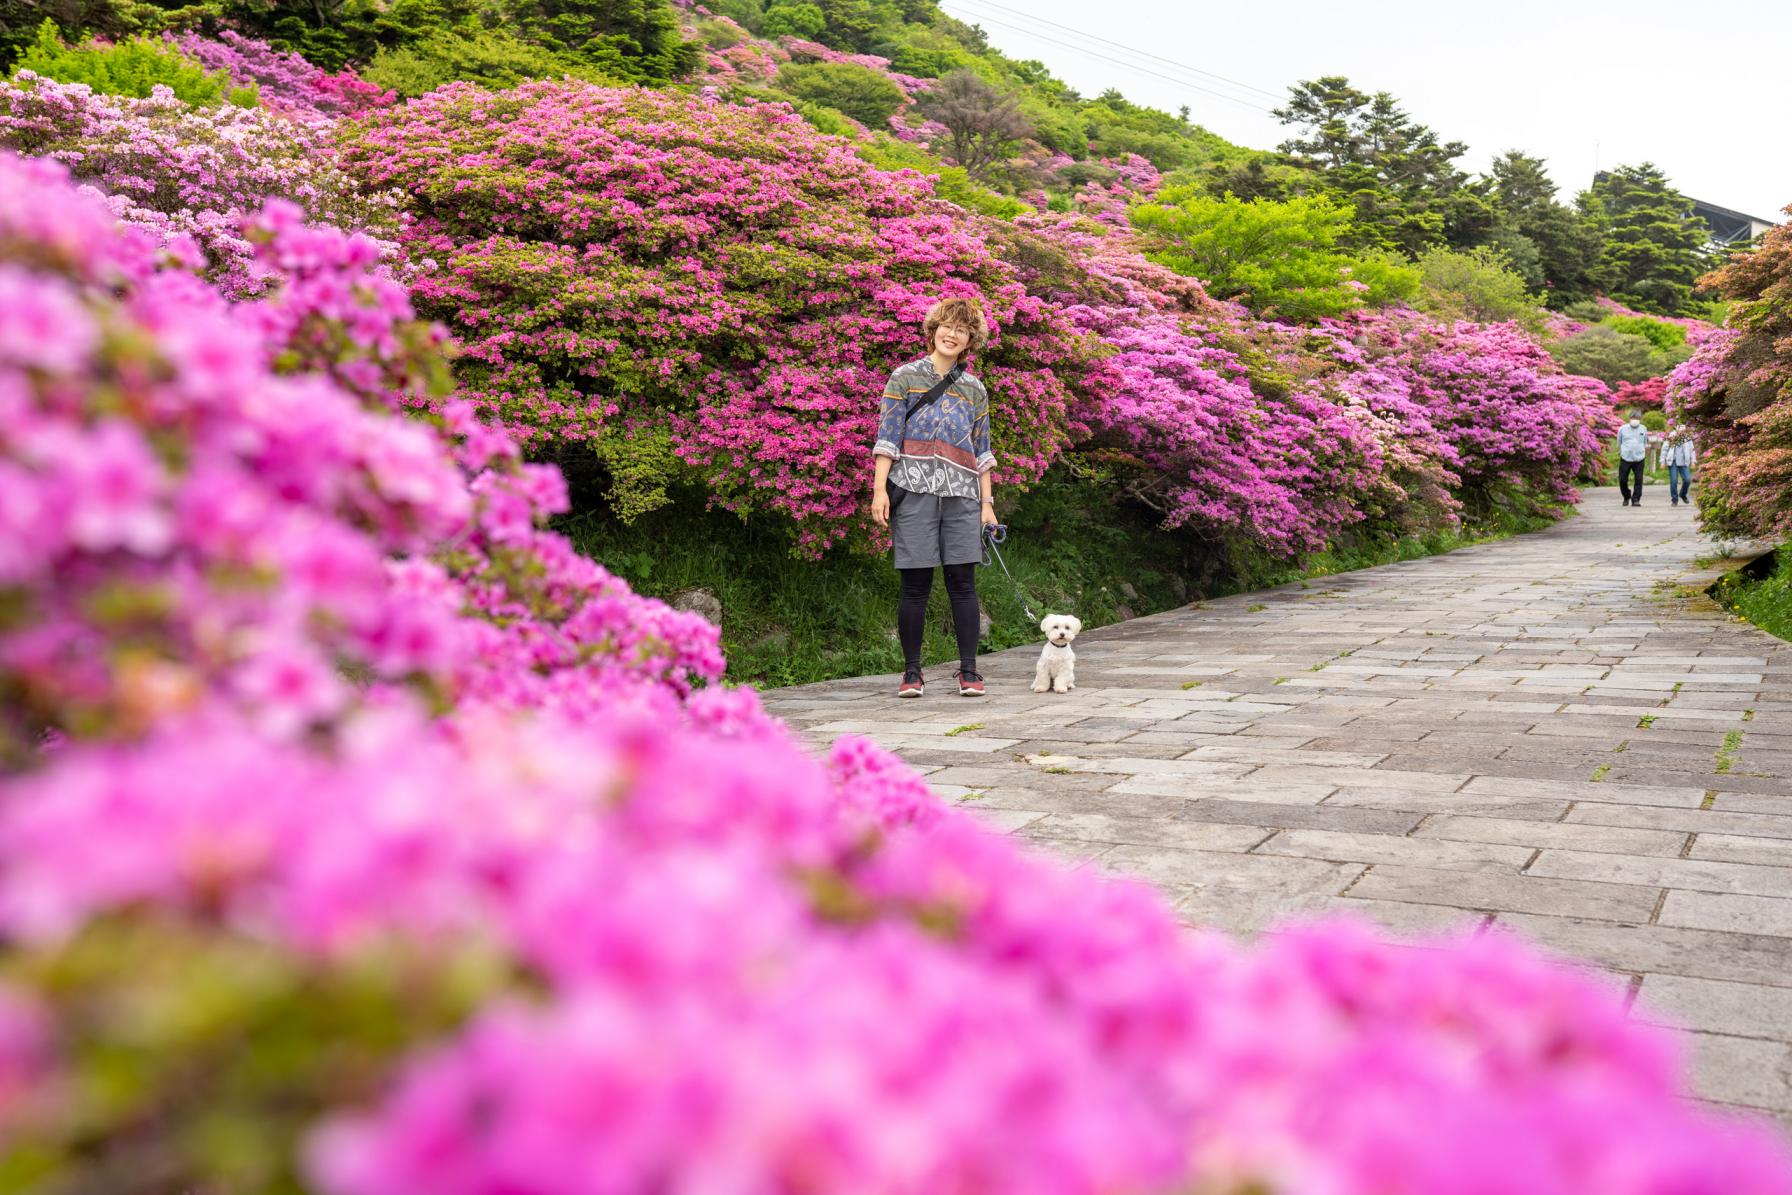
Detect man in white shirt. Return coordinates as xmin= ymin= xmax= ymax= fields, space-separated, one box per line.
xmin=1616 ymin=411 xmax=1650 ymax=507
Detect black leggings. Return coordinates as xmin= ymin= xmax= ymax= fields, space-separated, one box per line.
xmin=898 ymin=563 xmax=980 ymax=673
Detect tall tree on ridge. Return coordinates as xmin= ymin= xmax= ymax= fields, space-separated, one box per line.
xmin=1487 ymin=150 xmax=1600 ymax=307
xmin=1274 ymin=76 xmax=1493 ymax=256
xmin=1582 ymin=163 xmax=1710 ymax=316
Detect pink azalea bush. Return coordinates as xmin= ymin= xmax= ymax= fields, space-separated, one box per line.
xmin=337 ymin=81 xmax=1610 ymax=557
xmin=0 ymin=71 xmax=401 ymax=295
xmin=0 ymin=151 xmax=717 ymax=763
xmin=338 ymin=80 xmax=1081 ymax=552
xmin=5 ymin=149 xmax=1792 ymax=1195
xmin=1614 ymin=375 xmax=1669 ymax=411
xmin=1667 ymin=209 xmax=1792 ymax=537
xmin=173 ymin=29 xmax=396 ymax=119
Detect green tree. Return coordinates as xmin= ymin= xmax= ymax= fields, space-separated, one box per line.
xmin=1411 ymin=245 xmax=1543 ymax=328
xmin=761 ymin=0 xmax=825 ymax=37
xmin=1582 ymin=163 xmax=1710 ymax=316
xmin=1132 ymin=188 xmax=1420 ymax=321
xmin=363 ymin=26 xmax=614 ymax=96
xmin=1486 ymin=150 xmax=1600 ymax=306
xmin=503 ymin=0 xmax=699 ymax=82
xmin=775 ymin=60 xmax=904 ymax=126
xmin=14 ymin=19 xmax=256 ymax=105
xmin=916 ymin=69 xmax=1032 ymax=183
xmin=1274 ymin=76 xmax=1492 ymax=255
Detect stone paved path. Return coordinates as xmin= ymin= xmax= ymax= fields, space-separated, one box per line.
xmin=762 ymin=495 xmax=1792 ymax=1123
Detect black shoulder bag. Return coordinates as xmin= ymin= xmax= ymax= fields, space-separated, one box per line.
xmin=885 ymin=362 xmax=965 ymax=516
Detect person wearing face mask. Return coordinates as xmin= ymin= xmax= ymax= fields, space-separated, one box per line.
xmin=870 ymin=297 xmax=999 ymax=699
xmin=1616 ymin=409 xmax=1650 ymax=507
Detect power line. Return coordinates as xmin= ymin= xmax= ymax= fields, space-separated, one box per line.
xmin=936 ymin=4 xmax=1279 ymax=116
xmin=945 ymin=0 xmax=1285 ymax=104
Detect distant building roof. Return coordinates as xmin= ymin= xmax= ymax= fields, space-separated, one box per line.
xmin=1689 ymin=198 xmax=1777 ymax=246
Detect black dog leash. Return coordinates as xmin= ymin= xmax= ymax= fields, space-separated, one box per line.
xmin=979 ymin=523 xmax=1038 ymax=623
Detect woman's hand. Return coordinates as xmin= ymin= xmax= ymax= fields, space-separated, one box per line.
xmin=871 ymin=488 xmax=890 ymax=527
xmin=980 ymin=499 xmax=998 ymax=527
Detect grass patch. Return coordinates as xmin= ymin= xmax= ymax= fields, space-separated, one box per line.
xmin=1715 ymin=729 xmax=1743 ymax=774
xmin=944 ymin=723 xmax=983 ymax=737
xmin=1590 ymin=763 xmax=1611 ymax=782
xmin=1700 ymin=790 xmax=1717 ymax=810
xmin=1708 ymin=546 xmax=1792 ymax=644
xmin=1180 ymin=680 xmax=1201 ymax=690
xmin=1637 ymin=714 xmax=1656 ymax=729
xmin=1246 ymin=603 xmax=1268 ymax=613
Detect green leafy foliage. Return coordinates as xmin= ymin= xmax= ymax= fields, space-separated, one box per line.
xmin=762 ymin=0 xmax=825 ymax=37
xmin=775 ymin=59 xmax=904 ymax=126
xmin=1585 ymin=163 xmax=1711 ymax=316
xmin=13 ymin=18 xmax=256 ymax=105
xmin=362 ymin=24 xmax=612 ymax=96
xmin=1274 ymin=75 xmax=1493 ymax=255
xmin=1412 ymin=244 xmax=1542 ymax=328
xmin=1601 ymin=312 xmax=1687 ymax=352
xmin=1486 ymin=150 xmax=1599 ymax=306
xmin=1547 ymin=325 xmax=1669 ymax=386
xmin=857 ymin=135 xmax=1029 ymax=218
xmin=1133 ymin=188 xmax=1419 ymax=321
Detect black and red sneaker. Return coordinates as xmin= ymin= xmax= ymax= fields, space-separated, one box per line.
xmin=954 ymin=669 xmax=985 ymax=697
xmin=897 ymin=669 xmax=925 ymax=698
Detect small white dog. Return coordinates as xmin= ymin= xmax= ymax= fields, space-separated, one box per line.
xmin=1031 ymin=613 xmax=1082 ymax=694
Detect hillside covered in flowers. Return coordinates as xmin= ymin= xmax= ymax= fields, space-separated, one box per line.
xmin=3 ymin=0 xmax=1792 ymax=1190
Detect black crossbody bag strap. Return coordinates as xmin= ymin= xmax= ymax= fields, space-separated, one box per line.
xmin=886 ymin=363 xmax=965 ymax=515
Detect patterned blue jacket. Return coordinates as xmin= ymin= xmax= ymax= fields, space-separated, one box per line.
xmin=872 ymin=357 xmax=995 ymax=501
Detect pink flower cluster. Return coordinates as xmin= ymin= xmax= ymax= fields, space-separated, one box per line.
xmin=0 ymin=151 xmax=718 ymax=763
xmin=0 ymin=71 xmax=402 ymax=296
xmin=1666 ymin=209 xmax=1792 ymax=538
xmin=5 ymin=145 xmax=1792 ymax=1195
xmin=173 ymin=29 xmax=396 ymax=120
xmin=338 ymin=81 xmax=1079 ymax=553
xmin=335 ymin=81 xmax=1614 ymax=556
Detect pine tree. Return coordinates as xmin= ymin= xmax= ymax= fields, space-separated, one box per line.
xmin=1274 ymin=76 xmax=1492 ymax=255
xmin=1583 ymin=163 xmax=1710 ymax=316
xmin=1487 ymin=151 xmax=1600 ymax=307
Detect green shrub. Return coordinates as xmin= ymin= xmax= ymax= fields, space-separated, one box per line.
xmin=857 ymin=136 xmax=1028 ymax=219
xmin=792 ymin=99 xmax=858 ymax=137
xmin=1642 ymin=409 xmax=1668 ymax=432
xmin=363 ymin=26 xmax=612 ymax=97
xmin=1601 ymin=312 xmax=1687 ymax=352
xmin=1133 ymin=189 xmax=1420 ymax=321
xmin=1547 ymin=325 xmax=1662 ymax=386
xmin=760 ymin=1 xmax=825 ymax=38
xmin=774 ymin=60 xmax=904 ymax=127
xmin=692 ymin=17 xmax=747 ymax=48
xmin=1412 ymin=244 xmax=1543 ymax=328
xmin=13 ymin=19 xmax=256 ymax=106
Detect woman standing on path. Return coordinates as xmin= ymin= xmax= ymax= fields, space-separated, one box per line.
xmin=869 ymin=297 xmax=999 ymax=698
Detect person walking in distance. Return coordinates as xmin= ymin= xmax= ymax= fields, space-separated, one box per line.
xmin=1616 ymin=409 xmax=1649 ymax=507
xmin=870 ymin=297 xmax=999 ymax=698
xmin=1660 ymin=423 xmax=1697 ymax=507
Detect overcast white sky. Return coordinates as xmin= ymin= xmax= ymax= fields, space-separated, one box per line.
xmin=936 ymin=0 xmax=1790 ymax=221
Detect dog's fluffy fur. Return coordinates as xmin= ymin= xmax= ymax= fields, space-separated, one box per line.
xmin=1031 ymin=614 xmax=1082 ymax=693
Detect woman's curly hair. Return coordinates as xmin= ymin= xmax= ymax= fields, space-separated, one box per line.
xmin=922 ymin=296 xmax=991 ymax=355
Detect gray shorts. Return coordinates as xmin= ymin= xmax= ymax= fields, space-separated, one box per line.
xmin=892 ymin=492 xmax=981 ymax=569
